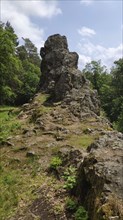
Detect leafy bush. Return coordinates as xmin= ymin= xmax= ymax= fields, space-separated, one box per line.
xmin=74 ymin=206 xmax=88 ymax=220
xmin=63 ymin=166 xmax=77 ymax=190
xmin=50 ymin=156 xmax=62 ymax=170
xmin=66 ymin=198 xmax=77 ymax=212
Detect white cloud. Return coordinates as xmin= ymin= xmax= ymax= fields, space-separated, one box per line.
xmin=79 ymin=54 xmax=91 ymax=68
xmin=78 ymin=41 xmax=123 ymax=69
xmin=78 ymin=27 xmax=96 ymax=37
xmin=1 ymin=0 xmax=62 ymax=50
xmin=80 ymin=0 xmax=93 ymax=6
xmin=12 ymin=0 xmax=62 ymax=18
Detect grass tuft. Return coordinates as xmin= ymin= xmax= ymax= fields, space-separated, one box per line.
xmin=0 ymin=106 xmax=21 ymax=143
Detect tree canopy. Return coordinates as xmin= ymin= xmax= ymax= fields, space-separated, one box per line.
xmin=0 ymin=21 xmax=41 ymax=105
xmin=83 ymin=59 xmax=123 ymax=132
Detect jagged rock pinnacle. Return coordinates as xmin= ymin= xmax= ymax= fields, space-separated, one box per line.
xmin=39 ymin=34 xmax=100 ymax=117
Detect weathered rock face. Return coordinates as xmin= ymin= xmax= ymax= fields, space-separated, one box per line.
xmin=39 ymin=34 xmax=100 ymax=117
xmin=76 ymin=131 xmax=123 ymax=220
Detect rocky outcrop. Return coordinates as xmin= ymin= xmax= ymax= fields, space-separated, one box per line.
xmin=39 ymin=34 xmax=100 ymax=117
xmin=6 ymin=34 xmax=122 ymax=220
xmin=76 ymin=131 xmax=123 ymax=220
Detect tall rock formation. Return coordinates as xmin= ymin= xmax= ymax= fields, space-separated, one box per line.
xmin=39 ymin=34 xmax=100 ymax=118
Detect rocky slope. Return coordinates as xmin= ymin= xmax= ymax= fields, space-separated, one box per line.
xmin=0 ymin=34 xmax=123 ymax=220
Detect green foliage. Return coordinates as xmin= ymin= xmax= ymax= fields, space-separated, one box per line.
xmin=83 ymin=60 xmax=108 ymax=94
xmin=50 ymin=156 xmax=62 ymax=170
xmin=22 ymin=38 xmax=40 ymax=66
xmin=54 ymin=204 xmax=63 ymax=215
xmin=66 ymin=198 xmax=77 ymax=212
xmin=0 ymin=21 xmax=40 ymax=106
xmin=0 ymin=106 xmax=21 ymax=142
xmin=74 ymin=206 xmax=88 ymax=220
xmin=63 ymin=166 xmax=77 ymax=190
xmin=26 ymin=156 xmax=40 ymax=177
xmin=65 ymin=198 xmax=88 ymax=220
xmin=111 ymin=59 xmax=123 ymax=96
xmin=16 ymin=61 xmax=40 ymax=104
xmin=83 ymin=59 xmax=123 ymax=133
xmin=0 ymin=157 xmax=45 ymax=220
xmin=117 ymin=112 xmax=123 ymax=132
xmin=114 ymin=105 xmax=123 ymax=132
xmin=0 ymin=171 xmax=19 ymax=219
xmin=0 ymin=22 xmax=23 ymax=105
xmin=68 ymin=134 xmax=97 ymax=148
xmin=34 ymin=93 xmax=50 ymax=104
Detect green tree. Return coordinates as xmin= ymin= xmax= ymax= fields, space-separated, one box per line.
xmin=83 ymin=60 xmax=108 ymax=94
xmin=22 ymin=38 xmax=40 ymax=66
xmin=0 ymin=22 xmax=22 ymax=105
xmin=111 ymin=59 xmax=123 ymax=96
xmin=5 ymin=21 xmax=19 ymax=46
xmin=109 ymin=59 xmax=123 ymax=122
xmin=15 ymin=61 xmax=40 ymax=104
xmin=83 ymin=60 xmax=112 ymax=111
xmin=116 ymin=106 xmax=123 ymax=132
xmin=16 ymin=45 xmax=28 ymax=61
xmin=16 ymin=39 xmax=41 ymax=104
xmin=83 ymin=59 xmax=123 ymax=132
xmin=0 ymin=21 xmax=41 ymax=105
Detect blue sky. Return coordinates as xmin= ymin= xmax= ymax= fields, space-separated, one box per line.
xmin=1 ymin=0 xmax=123 ymax=69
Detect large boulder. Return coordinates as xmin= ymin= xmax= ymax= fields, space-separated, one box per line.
xmin=39 ymin=34 xmax=100 ymax=117
xmin=76 ymin=131 xmax=123 ymax=220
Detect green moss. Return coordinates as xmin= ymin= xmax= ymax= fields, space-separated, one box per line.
xmin=0 ymin=106 xmax=16 ymax=112
xmin=67 ymin=134 xmax=97 ymax=148
xmin=38 ymin=105 xmax=52 ymax=113
xmin=34 ymin=93 xmax=50 ymax=104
